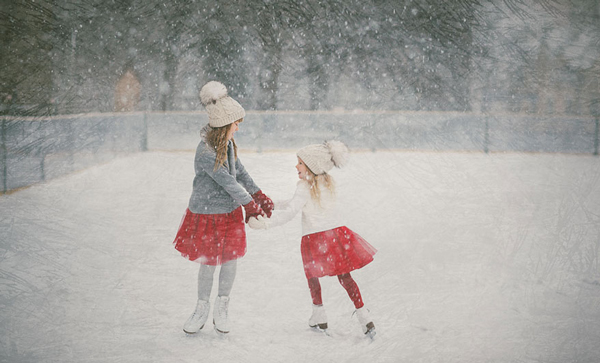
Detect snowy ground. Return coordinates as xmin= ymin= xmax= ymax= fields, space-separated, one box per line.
xmin=1 ymin=150 xmax=600 ymax=363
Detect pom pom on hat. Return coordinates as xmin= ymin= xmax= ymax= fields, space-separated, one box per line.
xmin=297 ymin=140 xmax=349 ymax=175
xmin=199 ymin=81 xmax=245 ymax=128
xmin=326 ymin=140 xmax=348 ymax=168
xmin=200 ymin=81 xmax=228 ymax=106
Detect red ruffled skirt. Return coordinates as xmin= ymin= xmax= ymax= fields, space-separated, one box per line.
xmin=301 ymin=226 xmax=376 ymax=279
xmin=173 ymin=208 xmax=246 ymax=265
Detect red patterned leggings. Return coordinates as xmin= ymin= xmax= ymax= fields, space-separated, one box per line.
xmin=307 ymin=273 xmax=364 ymax=309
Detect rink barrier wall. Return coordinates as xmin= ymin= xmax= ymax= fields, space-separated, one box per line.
xmin=1 ymin=111 xmax=598 ymax=193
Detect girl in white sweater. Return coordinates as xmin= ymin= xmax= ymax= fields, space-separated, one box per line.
xmin=249 ymin=141 xmax=376 ymax=337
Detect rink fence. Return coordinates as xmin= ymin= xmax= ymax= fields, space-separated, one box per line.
xmin=1 ymin=111 xmax=599 ymax=193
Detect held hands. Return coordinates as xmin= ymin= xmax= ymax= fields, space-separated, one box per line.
xmin=248 ymin=215 xmax=269 ymax=230
xmin=246 ymin=190 xmax=273 ymax=227
xmin=252 ymin=190 xmax=274 ymax=217
xmin=243 ymin=200 xmax=265 ymax=223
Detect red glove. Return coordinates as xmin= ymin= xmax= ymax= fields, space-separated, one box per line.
xmin=252 ymin=190 xmax=274 ymax=218
xmin=243 ymin=200 xmax=265 ymax=223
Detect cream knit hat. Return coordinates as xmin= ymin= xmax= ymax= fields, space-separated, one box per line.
xmin=199 ymin=81 xmax=246 ymax=128
xmin=297 ymin=140 xmax=349 ymax=175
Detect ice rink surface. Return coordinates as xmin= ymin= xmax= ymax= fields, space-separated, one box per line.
xmin=1 ymin=150 xmax=600 ymax=362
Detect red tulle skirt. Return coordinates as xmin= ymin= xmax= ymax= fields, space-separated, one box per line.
xmin=301 ymin=226 xmax=376 ymax=279
xmin=173 ymin=208 xmax=246 ymax=265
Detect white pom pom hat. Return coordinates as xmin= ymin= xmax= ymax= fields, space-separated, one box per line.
xmin=199 ymin=81 xmax=245 ymax=128
xmin=297 ymin=140 xmax=349 ymax=175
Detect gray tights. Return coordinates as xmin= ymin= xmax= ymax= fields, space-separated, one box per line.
xmin=197 ymin=259 xmax=237 ymax=301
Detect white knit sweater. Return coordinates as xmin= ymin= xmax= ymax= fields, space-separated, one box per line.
xmin=267 ymin=180 xmax=343 ymax=236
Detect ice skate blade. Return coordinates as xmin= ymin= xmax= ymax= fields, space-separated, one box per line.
xmin=183 ymin=324 xmax=205 ymax=334
xmin=214 ymin=328 xmax=229 ymax=335
xmin=310 ymin=326 xmax=331 ymax=336
xmin=309 ymin=322 xmax=328 ymax=330
xmin=365 ymin=327 xmax=376 ymax=340
xmin=213 ymin=321 xmax=230 ymax=335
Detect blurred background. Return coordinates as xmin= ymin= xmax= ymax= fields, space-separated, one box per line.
xmin=1 ymin=0 xmax=599 ymax=193
xmin=2 ymin=0 xmax=598 ymax=114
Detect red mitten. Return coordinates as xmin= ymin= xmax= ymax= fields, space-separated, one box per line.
xmin=243 ymin=200 xmax=265 ymax=223
xmin=252 ymin=190 xmax=274 ymax=218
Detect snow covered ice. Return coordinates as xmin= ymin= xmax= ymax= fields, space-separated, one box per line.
xmin=1 ymin=150 xmax=600 ymax=362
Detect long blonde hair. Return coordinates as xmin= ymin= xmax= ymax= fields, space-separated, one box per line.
xmin=306 ymin=171 xmax=336 ymax=204
xmin=205 ymin=122 xmax=240 ymax=171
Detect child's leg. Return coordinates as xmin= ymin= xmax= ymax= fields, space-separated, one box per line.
xmin=337 ymin=273 xmax=364 ymax=309
xmin=307 ymin=277 xmax=323 ymax=306
xmin=197 ymin=263 xmax=217 ymax=301
xmin=214 ymin=260 xmax=237 ymax=333
xmin=307 ymin=277 xmax=327 ymax=329
xmin=217 ymin=259 xmax=237 ymax=296
xmin=184 ymin=264 xmax=215 ymax=333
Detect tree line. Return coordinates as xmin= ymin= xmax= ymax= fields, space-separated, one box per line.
xmin=1 ymin=0 xmax=598 ymax=116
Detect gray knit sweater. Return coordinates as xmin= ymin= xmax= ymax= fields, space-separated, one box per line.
xmin=187 ymin=127 xmax=260 ymax=214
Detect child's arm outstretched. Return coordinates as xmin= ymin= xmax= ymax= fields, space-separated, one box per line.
xmin=234 ymin=157 xmax=274 ymax=216
xmin=248 ymin=180 xmax=310 ymax=230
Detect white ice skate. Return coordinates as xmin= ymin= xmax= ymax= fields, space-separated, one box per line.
xmin=183 ymin=299 xmax=210 ymax=334
xmin=308 ymin=304 xmax=328 ymax=331
xmin=213 ymin=295 xmax=231 ymax=334
xmin=355 ymin=307 xmax=376 ymax=339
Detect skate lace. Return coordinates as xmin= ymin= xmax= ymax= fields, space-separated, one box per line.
xmin=218 ymin=300 xmax=229 ymax=319
xmin=353 ymin=308 xmax=371 ymax=325
xmin=193 ymin=303 xmax=207 ymax=319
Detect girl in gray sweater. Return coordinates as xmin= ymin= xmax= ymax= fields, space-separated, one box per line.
xmin=173 ymin=81 xmax=273 ymax=335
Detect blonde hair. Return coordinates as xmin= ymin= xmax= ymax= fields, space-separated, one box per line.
xmin=306 ymin=170 xmax=336 ymax=204
xmin=205 ymin=121 xmax=241 ymax=171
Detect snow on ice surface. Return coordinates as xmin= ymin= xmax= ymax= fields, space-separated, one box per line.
xmin=1 ymin=150 xmax=600 ymax=363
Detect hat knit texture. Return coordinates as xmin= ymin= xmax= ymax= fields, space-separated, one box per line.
xmin=297 ymin=140 xmax=349 ymax=175
xmin=200 ymin=81 xmax=246 ymax=128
